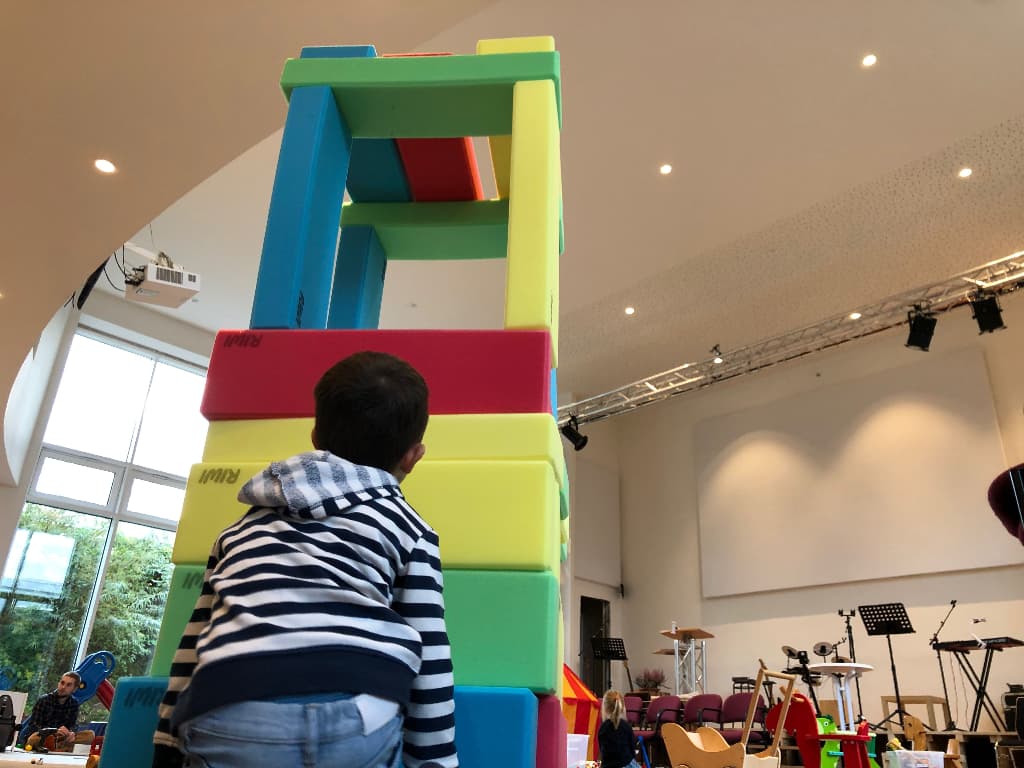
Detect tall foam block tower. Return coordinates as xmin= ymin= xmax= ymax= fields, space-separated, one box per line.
xmin=102 ymin=37 xmax=570 ymax=768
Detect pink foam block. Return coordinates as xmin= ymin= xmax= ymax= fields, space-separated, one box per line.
xmin=537 ymin=694 xmax=568 ymax=768
xmin=201 ymin=329 xmax=552 ymax=420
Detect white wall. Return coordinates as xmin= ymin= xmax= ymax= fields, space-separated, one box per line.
xmin=564 ymin=418 xmax=634 ymax=691
xmin=613 ymin=291 xmax=1024 ymax=729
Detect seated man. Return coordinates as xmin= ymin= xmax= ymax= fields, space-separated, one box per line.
xmin=24 ymin=671 xmax=95 ymax=751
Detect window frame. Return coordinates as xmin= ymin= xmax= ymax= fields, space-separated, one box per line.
xmin=15 ymin=327 xmax=206 ymax=669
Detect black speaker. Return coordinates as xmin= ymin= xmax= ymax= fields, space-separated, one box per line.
xmin=0 ymin=694 xmax=15 ymax=750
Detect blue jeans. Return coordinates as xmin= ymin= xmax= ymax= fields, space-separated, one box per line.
xmin=179 ymin=698 xmax=403 ymax=768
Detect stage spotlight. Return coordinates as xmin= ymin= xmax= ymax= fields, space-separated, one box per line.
xmin=905 ymin=309 xmax=937 ymax=351
xmin=560 ymin=415 xmax=589 ymax=452
xmin=970 ymin=294 xmax=1006 ymax=334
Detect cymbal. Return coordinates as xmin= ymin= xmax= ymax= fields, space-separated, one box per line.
xmin=813 ymin=641 xmax=834 ymax=657
xmin=782 ymin=645 xmax=800 ymax=659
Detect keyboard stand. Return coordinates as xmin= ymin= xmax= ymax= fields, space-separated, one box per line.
xmin=947 ymin=644 xmax=1005 ymax=730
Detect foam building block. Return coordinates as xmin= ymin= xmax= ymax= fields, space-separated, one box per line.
xmin=172 ymin=460 xmax=560 ymax=572
xmin=328 ymin=225 xmax=386 ymax=329
xmin=505 ymin=79 xmax=561 ymax=364
xmin=537 ymin=694 xmax=569 ymax=768
xmin=150 ymin=565 xmax=205 ymax=677
xmin=102 ymin=676 xmax=168 ymax=768
xmin=340 ymin=200 xmax=508 ymax=260
xmin=454 ymin=687 xmax=538 ymax=768
xmin=140 ymin=568 xmax=560 ymax=693
xmin=201 ymin=329 xmax=551 ymax=420
xmin=250 ymin=85 xmax=351 ymax=330
xmin=445 ymin=569 xmax=559 ymax=692
xmin=201 ymin=413 xmax=566 ymax=487
xmin=280 ymin=52 xmax=562 ymax=138
xmin=398 ymin=137 xmax=484 ymax=202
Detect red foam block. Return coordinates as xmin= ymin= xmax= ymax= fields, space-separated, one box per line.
xmin=397 ymin=137 xmax=484 ymax=202
xmin=537 ymin=694 xmax=568 ymax=768
xmin=201 ymin=329 xmax=552 ymax=420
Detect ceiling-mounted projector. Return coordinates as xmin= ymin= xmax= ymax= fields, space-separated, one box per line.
xmin=123 ymin=243 xmax=200 ymax=308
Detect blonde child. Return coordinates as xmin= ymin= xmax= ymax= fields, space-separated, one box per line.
xmin=598 ymin=690 xmax=639 ymax=768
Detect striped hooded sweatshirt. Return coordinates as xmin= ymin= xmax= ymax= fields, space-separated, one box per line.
xmin=152 ymin=451 xmax=458 ymax=767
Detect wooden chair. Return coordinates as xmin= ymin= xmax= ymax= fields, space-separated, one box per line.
xmin=665 ymin=665 xmax=796 ymax=768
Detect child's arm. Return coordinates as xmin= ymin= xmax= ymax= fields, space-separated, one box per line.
xmin=392 ymin=529 xmax=458 ymax=768
xmin=151 ymin=551 xmax=219 ymax=768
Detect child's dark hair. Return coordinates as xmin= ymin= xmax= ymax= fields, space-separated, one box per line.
xmin=313 ymin=351 xmax=429 ymax=471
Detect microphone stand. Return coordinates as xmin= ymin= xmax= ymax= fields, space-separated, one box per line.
xmin=929 ymin=600 xmax=958 ymax=730
xmin=839 ymin=609 xmax=864 ymax=719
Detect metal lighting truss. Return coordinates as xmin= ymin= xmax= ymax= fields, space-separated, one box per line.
xmin=559 ymin=251 xmax=1024 ymax=426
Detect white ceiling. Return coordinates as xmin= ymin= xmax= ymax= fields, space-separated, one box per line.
xmin=4 ymin=0 xmax=1024 ymax=426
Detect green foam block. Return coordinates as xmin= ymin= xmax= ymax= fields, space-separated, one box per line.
xmin=445 ymin=569 xmax=560 ymax=693
xmin=281 ymin=52 xmax=561 ymax=137
xmin=148 ymin=566 xmax=561 ymax=694
xmin=341 ymin=200 xmax=508 ymax=260
xmin=149 ymin=565 xmax=205 ymax=677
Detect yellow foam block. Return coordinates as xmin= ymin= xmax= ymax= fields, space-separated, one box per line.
xmin=173 ymin=460 xmax=560 ymax=572
xmin=201 ymin=413 xmax=567 ymax=487
xmin=476 ymin=36 xmax=556 ymax=54
xmin=560 ymin=516 xmax=569 ymax=545
xmin=505 ymin=78 xmax=561 ymax=365
xmin=476 ymin=36 xmax=556 ymax=200
xmin=403 ymin=460 xmax=560 ymax=571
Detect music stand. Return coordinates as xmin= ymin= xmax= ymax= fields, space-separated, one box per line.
xmin=859 ymin=603 xmax=914 ymax=729
xmin=592 ymin=636 xmax=634 ymax=692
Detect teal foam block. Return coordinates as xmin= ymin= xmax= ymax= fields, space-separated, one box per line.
xmin=150 ymin=565 xmax=205 ymax=677
xmin=454 ymin=686 xmax=538 ymax=768
xmin=550 ymin=368 xmax=558 ymax=420
xmin=300 ymin=45 xmax=411 ymax=203
xmin=250 ymin=85 xmax=351 ymax=330
xmin=445 ymin=570 xmax=559 ymax=693
xmin=102 ymin=676 xmax=168 ymax=768
xmin=328 ymin=225 xmax=386 ymax=329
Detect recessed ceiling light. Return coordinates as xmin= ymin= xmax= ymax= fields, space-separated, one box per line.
xmin=624 ymin=306 xmax=636 ymax=316
xmin=659 ymin=164 xmax=672 ymax=175
xmin=849 ymin=311 xmax=862 ymax=320
xmin=958 ymin=167 xmax=973 ymax=179
xmin=861 ymin=53 xmax=878 ymax=68
xmin=713 ymin=356 xmax=724 ymax=365
xmin=94 ymin=158 xmax=117 ymax=174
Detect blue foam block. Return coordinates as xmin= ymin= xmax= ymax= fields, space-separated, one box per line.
xmin=250 ymin=85 xmax=351 ymax=330
xmin=328 ymin=225 xmax=386 ymax=328
xmin=300 ymin=45 xmax=410 ymax=203
xmin=454 ymin=686 xmax=538 ymax=768
xmin=102 ymin=676 xmax=168 ymax=768
xmin=550 ymin=368 xmax=558 ymax=420
xmin=300 ymin=45 xmax=377 ymax=58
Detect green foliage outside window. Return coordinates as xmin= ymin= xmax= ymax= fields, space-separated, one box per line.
xmin=0 ymin=504 xmax=172 ymax=725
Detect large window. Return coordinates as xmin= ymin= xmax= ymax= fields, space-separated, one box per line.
xmin=0 ymin=331 xmax=206 ymax=721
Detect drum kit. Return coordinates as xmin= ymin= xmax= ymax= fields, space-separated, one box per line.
xmin=781 ymin=639 xmax=850 ymax=677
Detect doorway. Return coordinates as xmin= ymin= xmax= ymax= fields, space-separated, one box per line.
xmin=579 ymin=595 xmax=610 ymax=696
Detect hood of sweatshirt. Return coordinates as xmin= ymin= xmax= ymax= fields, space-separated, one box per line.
xmin=237 ymin=451 xmax=401 ymax=520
